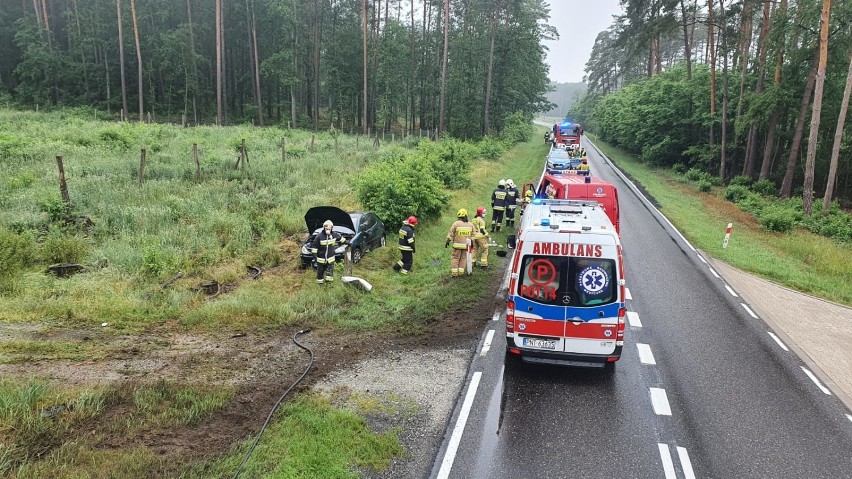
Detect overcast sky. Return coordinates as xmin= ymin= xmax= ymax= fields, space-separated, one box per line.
xmin=543 ymin=0 xmax=624 ymax=84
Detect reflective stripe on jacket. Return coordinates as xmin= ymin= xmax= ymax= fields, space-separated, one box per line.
xmin=506 ymin=187 xmax=519 ymax=209
xmin=398 ymin=224 xmax=415 ymax=251
xmin=472 ymin=216 xmax=488 ymax=239
xmin=311 ymin=230 xmax=342 ymax=263
xmin=448 ymin=220 xmax=474 ymax=249
xmin=491 ymin=187 xmax=507 ymax=211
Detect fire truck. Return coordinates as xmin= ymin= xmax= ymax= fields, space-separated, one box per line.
xmin=505 ymin=199 xmax=626 ymax=368
xmin=551 ymin=120 xmax=583 ymax=146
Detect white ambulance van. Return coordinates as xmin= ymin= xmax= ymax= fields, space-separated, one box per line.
xmin=505 ymin=199 xmax=626 ymax=368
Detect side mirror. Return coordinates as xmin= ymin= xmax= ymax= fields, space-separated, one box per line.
xmin=507 ymin=235 xmax=517 ymax=249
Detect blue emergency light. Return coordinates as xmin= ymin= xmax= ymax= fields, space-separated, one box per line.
xmin=540 ymin=218 xmax=551 ymax=226
xmin=532 ymin=198 xmax=543 ymax=205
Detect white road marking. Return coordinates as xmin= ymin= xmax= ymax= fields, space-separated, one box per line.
xmin=480 ymin=330 xmax=495 ymax=357
xmin=677 ymin=447 xmax=696 ymax=479
xmin=709 ymin=267 xmax=720 ymax=278
xmin=741 ymin=303 xmax=759 ymax=319
xmin=650 ymin=388 xmax=673 ymax=416
xmin=658 ymin=443 xmax=678 ymax=479
xmin=724 ymin=284 xmax=739 ymax=297
xmin=636 ymin=343 xmax=656 ymax=365
xmin=846 ymin=414 xmax=852 ymax=423
xmin=492 ymin=308 xmax=501 ymax=322
xmin=697 ymin=254 xmax=708 ymax=264
xmin=767 ymin=331 xmax=789 ymax=351
xmin=437 ymin=371 xmax=482 ymax=479
xmin=801 ymin=367 xmax=832 ymax=395
xmin=627 ymin=311 xmax=642 ymax=328
xmin=625 ymin=287 xmax=632 ymax=301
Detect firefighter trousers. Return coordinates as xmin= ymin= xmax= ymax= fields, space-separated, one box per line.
xmin=450 ymin=248 xmax=468 ymax=276
xmin=473 ymin=238 xmax=489 ymax=267
xmin=316 ymin=261 xmax=335 ymax=283
xmin=396 ymin=250 xmax=413 ymax=274
xmin=491 ymin=209 xmax=505 ymax=230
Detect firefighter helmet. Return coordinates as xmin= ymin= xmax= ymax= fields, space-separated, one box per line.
xmin=525 ymin=190 xmax=534 ymax=197
xmin=323 ymin=220 xmax=334 ymax=229
xmin=457 ymin=208 xmax=468 ymax=218
xmin=407 ymin=216 xmax=418 ymax=226
xmin=498 ymin=179 xmax=506 ymax=187
xmin=476 ymin=206 xmax=486 ymax=216
xmin=506 ymin=179 xmax=515 ymax=188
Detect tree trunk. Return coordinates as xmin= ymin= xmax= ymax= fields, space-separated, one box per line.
xmin=186 ymin=0 xmax=198 ymax=124
xmin=437 ymin=0 xmax=449 ymax=138
xmin=129 ymin=0 xmax=143 ymax=122
xmin=743 ymin=0 xmax=771 ymax=178
xmin=249 ymin=0 xmax=263 ymax=126
xmin=718 ymin=0 xmax=729 ymax=179
xmin=759 ymin=0 xmax=787 ymax=180
xmin=780 ymin=47 xmax=820 ymax=198
xmin=680 ymin=0 xmax=692 ymax=80
xmin=483 ymin=3 xmax=497 ymax=136
xmin=116 ymin=0 xmax=129 ymax=121
xmin=409 ymin=0 xmax=416 ymax=132
xmin=362 ymin=0 xmax=368 ymax=134
xmin=803 ymin=0 xmax=832 ymax=216
xmin=707 ymin=0 xmax=716 ymax=146
xmin=215 ymin=0 xmax=223 ymax=125
xmin=822 ymin=49 xmax=852 ymax=213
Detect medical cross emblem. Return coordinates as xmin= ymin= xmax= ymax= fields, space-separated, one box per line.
xmin=579 ymin=266 xmax=609 ymax=296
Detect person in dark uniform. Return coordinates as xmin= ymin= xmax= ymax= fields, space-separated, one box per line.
xmin=394 ymin=216 xmax=417 ymax=274
xmin=311 ymin=220 xmax=344 ymax=284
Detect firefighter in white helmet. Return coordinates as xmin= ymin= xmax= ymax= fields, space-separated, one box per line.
xmin=491 ymin=180 xmax=508 ymax=232
xmin=311 ymin=219 xmax=345 ymax=284
xmin=505 ymin=179 xmax=519 ymax=229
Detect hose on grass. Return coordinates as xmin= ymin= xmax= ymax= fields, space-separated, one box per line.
xmin=232 ymin=329 xmax=314 ymax=479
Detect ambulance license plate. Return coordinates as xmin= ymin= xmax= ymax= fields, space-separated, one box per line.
xmin=523 ymin=338 xmax=556 ymax=349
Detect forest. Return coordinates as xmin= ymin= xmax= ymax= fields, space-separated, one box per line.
xmin=0 ymin=0 xmax=554 ymax=140
xmin=572 ymin=0 xmax=852 ymax=213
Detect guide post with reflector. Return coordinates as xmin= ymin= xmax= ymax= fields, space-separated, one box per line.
xmin=723 ymin=223 xmax=733 ymax=248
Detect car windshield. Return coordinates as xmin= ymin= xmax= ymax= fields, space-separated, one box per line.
xmin=517 ymin=255 xmax=617 ymax=307
xmin=349 ymin=213 xmax=363 ymax=231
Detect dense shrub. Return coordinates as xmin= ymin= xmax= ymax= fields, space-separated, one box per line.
xmin=415 ymin=139 xmax=475 ymax=189
xmin=500 ymin=111 xmax=533 ymax=144
xmin=803 ymin=210 xmax=852 ymax=243
xmin=477 ymin=137 xmax=508 ymax=160
xmin=37 ymin=229 xmax=91 ymax=264
xmin=736 ymin=192 xmax=766 ymax=215
xmin=0 ymin=230 xmax=36 ymax=281
xmin=698 ymin=179 xmax=712 ymax=192
xmin=729 ymin=175 xmax=753 ymax=187
xmin=97 ymin=127 xmax=132 ymax=150
xmin=685 ymin=168 xmax=704 ymax=181
xmin=751 ymin=179 xmax=777 ymax=197
xmin=724 ymin=185 xmax=751 ymax=203
xmin=671 ymin=163 xmax=688 ymax=175
xmin=758 ymin=205 xmax=795 ymax=233
xmin=357 ymin=156 xmax=449 ymax=227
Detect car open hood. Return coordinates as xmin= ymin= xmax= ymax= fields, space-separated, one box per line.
xmin=304 ymin=206 xmax=355 ymax=233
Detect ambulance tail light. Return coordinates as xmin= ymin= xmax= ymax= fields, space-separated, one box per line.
xmin=506 ymin=300 xmax=515 ymax=332
xmin=617 ymin=307 xmax=626 ymax=340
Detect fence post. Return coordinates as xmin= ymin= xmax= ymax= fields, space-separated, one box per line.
xmin=310 ymin=135 xmax=315 ymax=152
xmin=139 ymin=149 xmax=147 ymax=184
xmin=240 ymin=139 xmax=249 ymax=167
xmin=56 ymin=156 xmax=71 ymax=209
xmin=281 ymin=137 xmax=286 ymax=162
xmin=193 ymin=143 xmax=200 ymax=179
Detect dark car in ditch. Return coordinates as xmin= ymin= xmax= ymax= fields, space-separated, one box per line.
xmin=300 ymin=206 xmax=386 ymax=268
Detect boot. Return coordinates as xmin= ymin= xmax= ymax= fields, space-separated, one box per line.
xmin=491 ymin=224 xmax=495 ymax=232
xmin=393 ymin=263 xmax=401 ymax=272
xmin=496 ymin=224 xmax=501 ymax=232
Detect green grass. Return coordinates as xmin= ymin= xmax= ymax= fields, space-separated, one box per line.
xmin=588 ymin=134 xmax=852 ymax=305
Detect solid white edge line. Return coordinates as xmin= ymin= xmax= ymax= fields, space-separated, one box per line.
xmin=846 ymin=413 xmax=852 ymax=423
xmin=677 ymin=447 xmax=696 ymax=479
xmin=724 ymin=284 xmax=739 ymax=297
xmin=650 ymin=388 xmax=673 ymax=416
xmin=436 ymin=371 xmax=483 ymax=479
xmin=480 ymin=330 xmax=496 ymax=357
xmin=741 ymin=303 xmax=759 ymax=319
xmin=636 ymin=343 xmax=656 ymax=365
xmin=709 ymin=267 xmax=720 ymax=278
xmin=658 ymin=443 xmax=678 ymax=479
xmin=767 ymin=331 xmax=790 ymax=352
xmin=697 ymin=254 xmax=708 ymax=264
xmin=627 ymin=311 xmax=642 ymax=328
xmin=625 ymin=287 xmax=633 ymax=301
xmin=801 ymin=367 xmax=832 ymax=395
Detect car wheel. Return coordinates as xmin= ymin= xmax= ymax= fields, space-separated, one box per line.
xmin=352 ymin=247 xmax=363 ymax=264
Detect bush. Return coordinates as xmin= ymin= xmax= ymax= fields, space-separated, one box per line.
xmin=500 ymin=111 xmax=533 ymax=144
xmin=415 ymin=139 xmax=474 ymax=189
xmin=357 ymin=156 xmax=449 ymax=227
xmin=730 ymin=175 xmax=753 ymax=187
xmin=698 ymin=179 xmax=712 ymax=192
xmin=476 ymin=137 xmax=507 ymax=160
xmin=737 ymin=192 xmax=766 ymax=215
xmin=37 ymin=229 xmax=91 ymax=265
xmin=751 ymin=179 xmax=777 ymax=197
xmin=804 ymin=211 xmax=852 ymax=243
xmin=685 ymin=168 xmax=704 ymax=181
xmin=724 ymin=185 xmax=751 ymax=203
xmin=0 ymin=230 xmax=36 ymax=281
xmin=671 ymin=163 xmax=688 ymax=175
xmin=758 ymin=205 xmax=795 ymax=233
xmin=97 ymin=127 xmax=132 ymax=150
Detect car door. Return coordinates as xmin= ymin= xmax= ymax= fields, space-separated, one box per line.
xmin=359 ymin=214 xmax=375 ymax=250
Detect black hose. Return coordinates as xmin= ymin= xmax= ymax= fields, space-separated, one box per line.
xmin=231 ymin=329 xmax=314 ymax=479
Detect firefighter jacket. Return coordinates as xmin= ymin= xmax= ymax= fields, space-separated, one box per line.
xmin=398 ymin=224 xmax=415 ymax=252
xmin=506 ymin=187 xmax=519 ymax=209
xmin=447 ymin=220 xmax=475 ymax=249
xmin=578 ymin=162 xmax=590 ymax=172
xmin=491 ymin=186 xmax=508 ymax=211
xmin=472 ymin=216 xmax=489 ymax=239
xmin=311 ymin=229 xmax=344 ymax=264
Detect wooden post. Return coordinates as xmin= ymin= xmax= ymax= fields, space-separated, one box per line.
xmin=281 ymin=137 xmax=286 ymax=162
xmin=147 ymin=111 xmax=152 ymax=123
xmin=373 ymin=135 xmax=380 ymax=148
xmin=335 ymin=135 xmax=339 ymax=154
xmin=310 ymin=135 xmax=315 ymax=151
xmin=356 ymin=137 xmax=359 ymax=147
xmin=56 ymin=156 xmax=71 ymax=209
xmin=392 ymin=133 xmax=395 ymax=143
xmin=139 ymin=148 xmax=146 ymax=184
xmin=193 ymin=143 xmax=200 ymax=179
xmin=382 ymin=130 xmax=385 ymax=143
xmin=182 ymin=113 xmax=187 ymax=127
xmin=240 ymin=139 xmax=249 ymax=167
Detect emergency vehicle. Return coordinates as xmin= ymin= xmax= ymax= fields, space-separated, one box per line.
xmin=505 ymin=199 xmax=625 ymax=368
xmin=552 ymin=120 xmax=583 ymax=146
xmin=538 ymin=173 xmax=620 ymax=235
xmin=545 ymin=145 xmax=584 ymax=172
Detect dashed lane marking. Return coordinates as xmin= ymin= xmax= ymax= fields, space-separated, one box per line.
xmin=677 ymin=447 xmax=696 ymax=479
xmin=627 ymin=311 xmax=642 ymax=328
xmin=741 ymin=303 xmax=758 ymax=319
xmin=767 ymin=331 xmax=789 ymax=351
xmin=480 ymin=330 xmax=495 ymax=357
xmin=801 ymin=367 xmax=832 ymax=395
xmin=724 ymin=284 xmax=739 ymax=297
xmin=625 ymin=287 xmax=632 ymax=301
xmin=709 ymin=267 xmax=720 ymax=279
xmin=436 ymin=371 xmax=482 ymax=479
xmin=650 ymin=387 xmax=673 ymax=416
xmin=637 ymin=343 xmax=656 ymax=365
xmin=658 ymin=443 xmax=678 ymax=479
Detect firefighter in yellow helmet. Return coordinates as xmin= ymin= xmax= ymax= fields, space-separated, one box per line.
xmin=472 ymin=207 xmax=490 ymax=268
xmin=578 ymin=157 xmax=590 ymax=174
xmin=445 ymin=208 xmax=475 ymax=277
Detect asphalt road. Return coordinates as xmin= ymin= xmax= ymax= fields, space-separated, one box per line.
xmin=429 ymin=137 xmax=852 ymax=478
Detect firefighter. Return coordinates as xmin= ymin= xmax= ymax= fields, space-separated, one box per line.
xmin=491 ymin=179 xmax=508 ymax=232
xmin=393 ymin=216 xmax=417 ymax=275
xmin=311 ymin=219 xmax=345 ymax=284
xmin=472 ymin=207 xmax=489 ymax=268
xmin=445 ymin=208 xmax=475 ymax=277
xmin=578 ymin=157 xmax=590 ymax=174
xmin=505 ymin=179 xmax=519 ymax=229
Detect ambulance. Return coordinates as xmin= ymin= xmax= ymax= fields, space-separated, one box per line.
xmin=505 ymin=199 xmax=626 ymax=368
